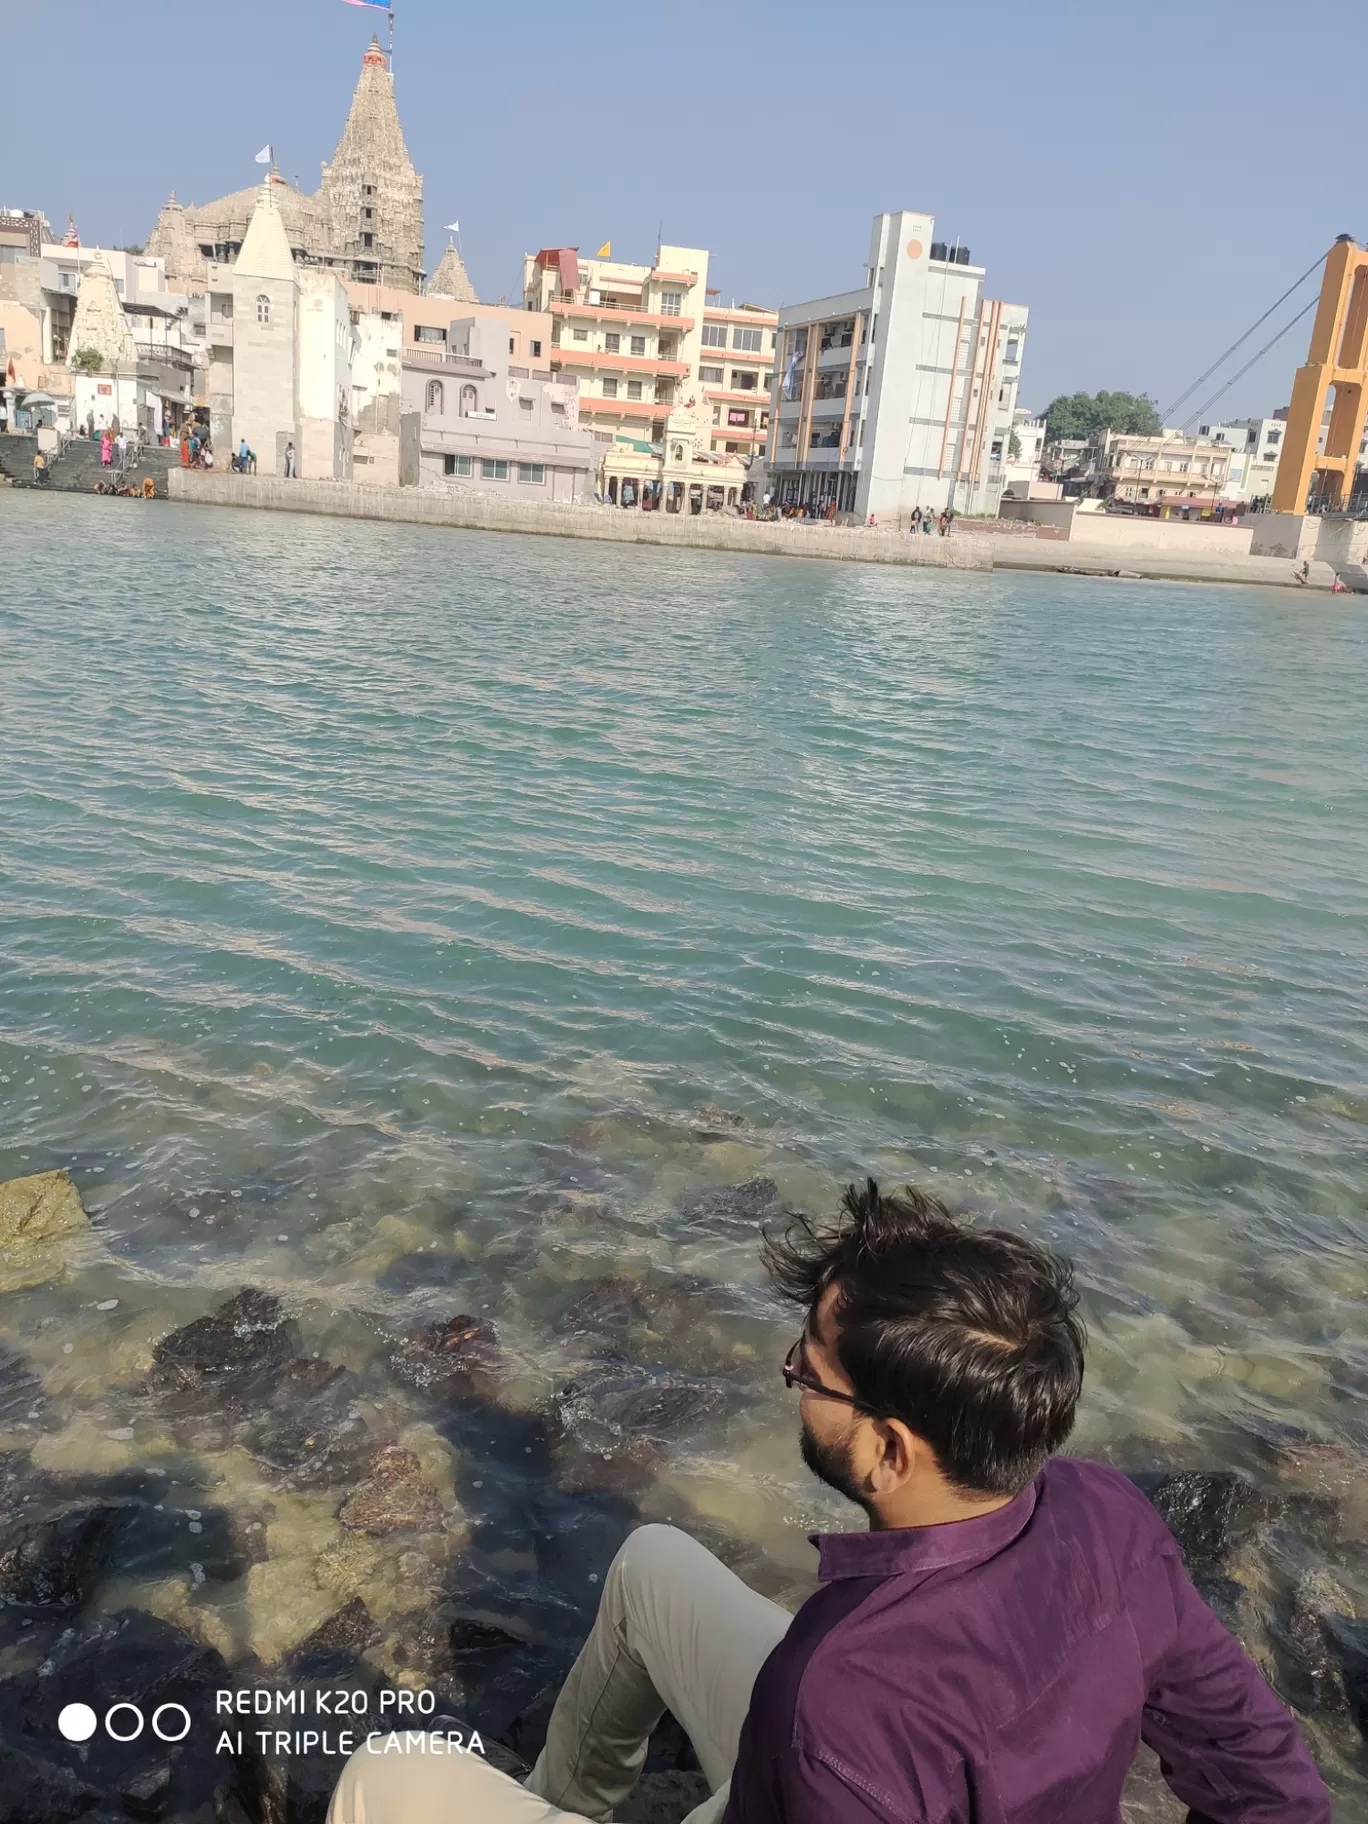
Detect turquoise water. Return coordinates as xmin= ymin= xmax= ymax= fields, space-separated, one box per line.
xmin=2 ymin=494 xmax=1367 ymax=1791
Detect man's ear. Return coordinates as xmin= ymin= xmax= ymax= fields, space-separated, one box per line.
xmin=869 ymin=1419 xmax=918 ymax=1492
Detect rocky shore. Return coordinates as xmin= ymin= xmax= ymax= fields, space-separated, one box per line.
xmin=2 ymin=1168 xmax=1365 ymax=1822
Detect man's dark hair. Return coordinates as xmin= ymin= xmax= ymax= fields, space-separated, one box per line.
xmin=764 ymin=1179 xmax=1085 ymax=1498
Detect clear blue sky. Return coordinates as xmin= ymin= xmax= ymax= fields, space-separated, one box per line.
xmin=5 ymin=0 xmax=1362 ymax=422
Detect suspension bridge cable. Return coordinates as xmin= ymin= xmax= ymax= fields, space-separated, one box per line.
xmin=1179 ymin=294 xmax=1321 ymax=432
xmin=1160 ymin=249 xmax=1329 ymax=421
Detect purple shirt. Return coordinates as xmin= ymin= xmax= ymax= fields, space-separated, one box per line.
xmin=725 ymin=1457 xmax=1328 ymax=1824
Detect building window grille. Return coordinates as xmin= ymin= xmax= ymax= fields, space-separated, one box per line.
xmin=572 ymin=327 xmax=589 ymax=342
xmin=444 ymin=453 xmax=472 ymax=476
xmin=425 ymin=379 xmax=444 ymax=413
xmin=415 ymin=324 xmax=445 ymax=343
xmin=701 ymin=323 xmax=727 ymax=347
xmin=602 ymin=378 xmax=619 ymax=398
xmin=518 ymin=463 xmax=545 ymax=483
xmin=605 ymin=332 xmax=621 ymax=352
xmin=734 ymin=326 xmax=762 ymax=352
xmin=660 ymin=291 xmax=682 ymax=316
xmin=630 ymin=335 xmax=646 ymax=356
xmin=626 ymin=379 xmax=643 ymax=400
xmin=256 ymin=294 xmax=271 ymax=324
xmin=530 ymin=340 xmax=541 ymax=356
xmin=699 ymin=365 xmax=724 ymax=383
xmin=481 ymin=458 xmax=509 ymax=480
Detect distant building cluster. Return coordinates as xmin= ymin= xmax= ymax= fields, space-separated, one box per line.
xmin=4 ymin=37 xmax=1035 ymax=521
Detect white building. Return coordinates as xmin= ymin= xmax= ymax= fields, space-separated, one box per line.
xmin=1000 ymin=408 xmax=1049 ymax=499
xmin=206 ymin=179 xmax=355 ymax=477
xmin=766 ymin=211 xmax=1028 ymax=520
xmin=1197 ymin=417 xmax=1286 ymax=503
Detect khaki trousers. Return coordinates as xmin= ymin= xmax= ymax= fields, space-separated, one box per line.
xmin=327 ymin=1524 xmax=792 ymax=1824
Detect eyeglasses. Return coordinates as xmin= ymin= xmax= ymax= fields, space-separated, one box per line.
xmin=782 ymin=1337 xmax=883 ymax=1417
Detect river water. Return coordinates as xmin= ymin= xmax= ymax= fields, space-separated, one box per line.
xmin=2 ymin=494 xmax=1366 ymax=1808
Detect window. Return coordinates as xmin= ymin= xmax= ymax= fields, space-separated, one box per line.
xmin=712 ymin=406 xmax=721 ymax=424
xmin=573 ymin=326 xmax=588 ymax=342
xmin=481 ymin=459 xmax=509 ymax=480
xmin=530 ymin=339 xmax=541 ymax=356
xmin=660 ymin=290 xmax=682 ymax=316
xmin=699 ymin=365 xmax=724 ymax=384
xmin=363 ymin=184 xmax=374 ymax=196
xmin=519 ymin=397 xmax=534 ymax=413
xmin=362 ymin=233 xmax=373 ymax=249
xmin=1005 ymin=339 xmax=1020 ymax=363
xmin=630 ymin=335 xmax=646 ymax=356
xmin=256 ymin=294 xmax=271 ymax=324
xmin=415 ymin=324 xmax=445 ymax=343
xmin=734 ymin=326 xmax=762 ymax=352
xmin=425 ymin=379 xmax=444 ymax=412
xmin=727 ymin=407 xmax=750 ymax=426
xmin=364 ymin=208 xmax=373 ymax=220
xmin=509 ymin=337 xmax=516 ymax=353
xmin=701 ymin=323 xmax=727 ymax=347
xmin=1266 ymin=430 xmax=1280 ymax=444
xmin=731 ymin=371 xmax=758 ymax=391
xmin=990 ymin=440 xmax=1003 ymax=459
xmin=627 ymin=379 xmax=643 ymax=400
xmin=460 ymin=383 xmax=478 ymax=414
xmin=602 ymin=378 xmax=619 ymax=398
xmin=518 ymin=463 xmax=545 ymax=484
xmin=605 ymin=332 xmax=621 ymax=352
xmin=763 ymin=372 xmax=773 ymax=390
xmin=444 ymin=453 xmax=472 ymax=477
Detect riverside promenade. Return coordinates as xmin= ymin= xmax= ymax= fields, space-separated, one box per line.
xmin=166 ymin=471 xmax=1342 ymax=589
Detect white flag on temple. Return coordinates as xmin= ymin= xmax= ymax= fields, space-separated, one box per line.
xmin=443 ymin=222 xmax=459 ymax=233
xmin=255 ymin=144 xmax=273 ymax=165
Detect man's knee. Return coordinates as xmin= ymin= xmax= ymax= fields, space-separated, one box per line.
xmin=605 ymin=1523 xmax=720 ymax=1621
xmin=328 ymin=1734 xmax=511 ymax=1824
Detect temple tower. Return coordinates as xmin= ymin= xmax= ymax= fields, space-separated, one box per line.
xmin=318 ymin=36 xmax=424 ymax=293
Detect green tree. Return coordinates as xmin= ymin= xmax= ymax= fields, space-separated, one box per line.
xmin=1007 ymin=430 xmax=1022 ymax=461
xmin=1044 ymin=390 xmax=1161 ymax=441
xmin=71 ymin=347 xmax=104 ymax=374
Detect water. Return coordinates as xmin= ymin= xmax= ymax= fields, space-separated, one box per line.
xmin=2 ymin=494 xmax=1366 ymax=1805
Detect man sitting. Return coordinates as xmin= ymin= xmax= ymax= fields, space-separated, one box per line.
xmin=328 ymin=1182 xmax=1329 ymax=1824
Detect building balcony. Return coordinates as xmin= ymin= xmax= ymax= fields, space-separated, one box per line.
xmin=552 ymin=350 xmax=687 ymax=378
xmin=135 ymin=342 xmax=195 ymax=371
xmin=549 ymin=299 xmax=695 ymax=333
xmin=405 ymin=346 xmax=488 ymax=374
xmin=702 ymin=388 xmax=768 ymax=406
xmin=576 ymin=395 xmax=668 ymax=420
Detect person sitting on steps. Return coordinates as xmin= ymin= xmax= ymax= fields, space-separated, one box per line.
xmin=327 ymin=1180 xmax=1329 ymax=1824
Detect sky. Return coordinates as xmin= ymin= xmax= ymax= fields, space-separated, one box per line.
xmin=4 ymin=0 xmax=1364 ymax=423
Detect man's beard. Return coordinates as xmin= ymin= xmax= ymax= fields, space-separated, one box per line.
xmin=800 ymin=1420 xmax=871 ymax=1514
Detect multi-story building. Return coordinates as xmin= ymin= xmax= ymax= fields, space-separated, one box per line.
xmin=523 ymin=243 xmax=773 ymax=503
xmin=697 ymin=302 xmax=777 ymax=457
xmin=1000 ymin=408 xmax=1049 ymax=499
xmin=1197 ymin=416 xmax=1286 ymax=503
xmin=341 ymin=280 xmax=596 ymax=496
xmin=765 ymin=211 xmax=1028 ymax=520
xmin=1093 ymin=430 xmax=1234 ymax=508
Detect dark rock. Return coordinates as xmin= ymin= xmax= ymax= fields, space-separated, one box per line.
xmin=110 ymin=1501 xmax=257 ymax=1585
xmin=0 ymin=1503 xmax=125 ymax=1609
xmin=148 ymin=1288 xmax=299 ymax=1409
xmin=618 ymin=1769 xmax=712 ymax=1823
xmin=0 ymin=1344 xmax=49 ymax=1429
xmin=284 ymin=1597 xmax=379 ymax=1678
xmin=1191 ymin=1574 xmax=1255 ymax=1638
xmin=0 ymin=1448 xmax=60 ymax=1514
xmin=378 ymin=1251 xmax=471 ymax=1295
xmin=555 ymin=1363 xmax=730 ymax=1460
xmin=679 ymin=1178 xmax=785 ymax=1226
xmin=120 ymin=1760 xmax=173 ymax=1819
xmin=1147 ymin=1472 xmax=1273 ymax=1573
xmin=1275 ymin=1573 xmax=1351 ymax=1715
xmin=450 ymin=1616 xmax=526 ymax=1654
xmin=391 ymin=1315 xmax=500 ymax=1401
xmin=11 ymin=1609 xmax=229 ymax=1818
xmin=247 ymin=1358 xmax=371 ymax=1488
xmin=692 ymin=1105 xmax=748 ymax=1132
xmin=339 ymin=1446 xmax=444 ymax=1534
xmin=1324 ymin=1613 xmax=1368 ymax=1735
xmin=0 ymin=1744 xmax=100 ymax=1822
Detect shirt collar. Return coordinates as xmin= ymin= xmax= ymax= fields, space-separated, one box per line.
xmin=813 ymin=1477 xmax=1039 ymax=1582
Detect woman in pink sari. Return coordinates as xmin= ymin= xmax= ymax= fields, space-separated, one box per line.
xmin=100 ymin=432 xmax=112 ymax=467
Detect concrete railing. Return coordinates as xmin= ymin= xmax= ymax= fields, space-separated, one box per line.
xmin=167 ymin=471 xmax=996 ymax=570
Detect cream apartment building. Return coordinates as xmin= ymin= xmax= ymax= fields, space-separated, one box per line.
xmin=522 ymin=244 xmax=777 ymax=465
xmin=1097 ymin=430 xmax=1234 ymax=508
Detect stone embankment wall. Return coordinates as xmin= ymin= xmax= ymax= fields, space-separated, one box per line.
xmin=167 ymin=471 xmax=994 ymax=571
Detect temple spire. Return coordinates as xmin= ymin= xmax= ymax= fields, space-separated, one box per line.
xmin=317 ymin=33 xmax=424 ymax=291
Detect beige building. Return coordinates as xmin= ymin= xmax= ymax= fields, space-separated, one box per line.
xmin=148 ymin=38 xmax=424 ymax=294
xmin=1096 ymin=430 xmax=1234 ymax=509
xmin=698 ymin=303 xmax=777 ymax=457
xmin=522 ymin=244 xmax=765 ymax=507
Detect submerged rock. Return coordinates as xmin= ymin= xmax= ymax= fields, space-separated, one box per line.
xmin=1147 ymin=1471 xmax=1272 ymax=1573
xmin=553 ymin=1362 xmax=732 ymax=1492
xmin=0 ymin=1169 xmax=91 ymax=1291
xmin=391 ymin=1314 xmax=500 ymax=1401
xmin=339 ymin=1445 xmax=444 ymax=1534
xmin=148 ymin=1286 xmax=300 ymax=1410
xmin=248 ymin=1357 xmax=372 ymax=1488
xmin=1277 ymin=1571 xmax=1354 ymax=1715
xmin=0 ymin=1344 xmax=50 ymax=1430
xmin=0 ymin=1744 xmax=100 ymax=1823
xmin=0 ymin=1501 xmax=125 ymax=1608
xmin=284 ymin=1595 xmax=380 ymax=1677
xmin=679 ymin=1178 xmax=786 ymax=1227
